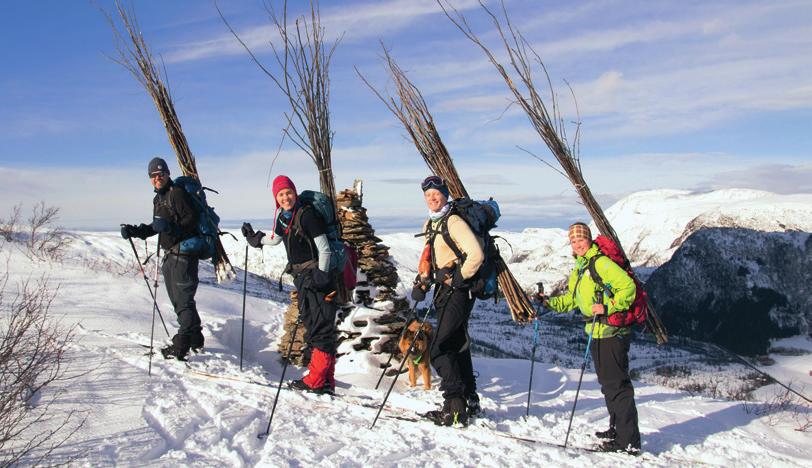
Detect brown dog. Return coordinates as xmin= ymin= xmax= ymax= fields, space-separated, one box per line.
xmin=399 ymin=319 xmax=433 ymax=390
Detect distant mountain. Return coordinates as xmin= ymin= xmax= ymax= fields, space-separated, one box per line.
xmin=603 ymin=189 xmax=812 ymax=267
xmin=646 ymin=228 xmax=812 ymax=356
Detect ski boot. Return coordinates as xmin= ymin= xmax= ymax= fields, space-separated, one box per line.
xmin=160 ymin=344 xmax=188 ymax=361
xmin=287 ymin=379 xmax=327 ymax=395
xmin=423 ymin=398 xmax=468 ymax=427
xmin=465 ymin=392 xmax=481 ymax=417
xmin=594 ymin=427 xmax=617 ymax=440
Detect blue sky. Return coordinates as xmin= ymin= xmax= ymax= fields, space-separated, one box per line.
xmin=1 ymin=0 xmax=810 ymax=231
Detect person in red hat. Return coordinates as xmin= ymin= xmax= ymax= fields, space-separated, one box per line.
xmin=241 ymin=175 xmax=338 ymax=394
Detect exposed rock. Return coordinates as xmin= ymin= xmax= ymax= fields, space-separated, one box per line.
xmin=278 ymin=180 xmax=411 ymax=366
xmin=334 ymin=180 xmax=410 ymax=363
xmin=647 ymin=227 xmax=812 ymax=355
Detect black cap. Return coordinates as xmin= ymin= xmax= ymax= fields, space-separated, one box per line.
xmin=148 ymin=157 xmax=170 ymax=177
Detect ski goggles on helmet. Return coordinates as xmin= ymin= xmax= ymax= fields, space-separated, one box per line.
xmin=421 ymin=175 xmax=447 ymax=192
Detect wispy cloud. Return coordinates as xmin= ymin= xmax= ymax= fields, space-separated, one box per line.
xmin=700 ymin=163 xmax=812 ymax=194
xmin=404 ymin=0 xmax=812 ymax=138
xmin=164 ymin=0 xmax=481 ymax=63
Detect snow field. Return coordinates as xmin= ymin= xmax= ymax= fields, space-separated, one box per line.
xmin=4 ymin=187 xmax=812 ymax=466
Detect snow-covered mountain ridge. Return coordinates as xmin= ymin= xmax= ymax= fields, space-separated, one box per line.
xmin=603 ymin=188 xmax=812 ymax=267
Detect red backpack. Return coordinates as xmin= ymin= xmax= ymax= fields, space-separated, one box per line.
xmin=588 ymin=235 xmax=649 ymax=328
xmin=342 ymin=242 xmax=359 ymax=290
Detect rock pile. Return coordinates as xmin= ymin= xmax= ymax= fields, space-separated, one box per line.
xmin=277 ymin=180 xmax=411 ymax=366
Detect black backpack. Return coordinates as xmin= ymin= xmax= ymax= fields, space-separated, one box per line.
xmin=425 ymin=198 xmax=501 ymax=300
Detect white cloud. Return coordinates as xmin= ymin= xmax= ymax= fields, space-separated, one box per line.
xmin=164 ymin=0 xmax=481 ymax=64
xmin=701 ymin=163 xmax=812 ymax=193
xmin=390 ymin=0 xmax=812 ymax=139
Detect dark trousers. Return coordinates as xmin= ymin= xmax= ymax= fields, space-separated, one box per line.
xmin=294 ymin=272 xmax=338 ymax=354
xmin=429 ymin=286 xmax=477 ymax=400
xmin=162 ymin=253 xmax=203 ymax=352
xmin=590 ymin=334 xmax=641 ymax=450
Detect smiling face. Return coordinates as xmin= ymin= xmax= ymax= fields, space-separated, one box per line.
xmin=424 ymin=188 xmax=448 ymax=213
xmin=570 ymin=237 xmax=592 ymax=257
xmin=150 ymin=172 xmax=169 ymax=191
xmin=276 ymin=188 xmax=297 ymax=211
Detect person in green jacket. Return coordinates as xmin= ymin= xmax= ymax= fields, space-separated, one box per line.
xmin=540 ymin=222 xmax=641 ymax=454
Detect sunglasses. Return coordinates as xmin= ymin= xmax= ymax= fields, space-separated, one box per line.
xmin=421 ymin=175 xmax=446 ymax=192
xmin=150 ymin=172 xmax=169 ymax=180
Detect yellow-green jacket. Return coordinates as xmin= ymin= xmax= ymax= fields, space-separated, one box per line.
xmin=547 ymin=243 xmax=636 ymax=338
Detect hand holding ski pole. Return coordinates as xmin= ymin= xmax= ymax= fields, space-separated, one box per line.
xmin=123 ymin=233 xmax=171 ymax=339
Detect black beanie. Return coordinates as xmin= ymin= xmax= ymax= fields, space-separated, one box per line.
xmin=148 ymin=157 xmax=170 ymax=176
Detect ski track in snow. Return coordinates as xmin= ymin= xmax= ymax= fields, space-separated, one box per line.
xmin=4 ymin=218 xmax=812 ymax=467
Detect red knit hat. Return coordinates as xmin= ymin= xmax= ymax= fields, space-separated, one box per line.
xmin=271 ymin=175 xmax=297 ymax=208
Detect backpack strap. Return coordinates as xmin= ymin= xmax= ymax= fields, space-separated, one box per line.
xmin=439 ymin=215 xmax=466 ymax=263
xmin=588 ymin=254 xmax=615 ymax=299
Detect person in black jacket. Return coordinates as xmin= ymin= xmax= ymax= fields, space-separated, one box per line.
xmin=121 ymin=157 xmax=204 ymax=360
xmin=242 ymin=175 xmax=338 ymax=394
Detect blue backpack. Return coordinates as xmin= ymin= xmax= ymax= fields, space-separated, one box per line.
xmin=289 ymin=190 xmax=348 ymax=273
xmin=430 ymin=197 xmax=501 ymax=300
xmin=173 ymin=176 xmax=220 ymax=261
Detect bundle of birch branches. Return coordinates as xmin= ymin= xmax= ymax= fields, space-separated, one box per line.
xmin=105 ymin=1 xmax=236 ymax=283
xmin=438 ymin=0 xmax=668 ymax=343
xmin=359 ymin=47 xmax=536 ymax=323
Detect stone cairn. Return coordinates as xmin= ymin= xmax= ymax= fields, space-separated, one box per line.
xmin=335 ymin=180 xmax=410 ymax=359
xmin=277 ymin=180 xmax=410 ymax=366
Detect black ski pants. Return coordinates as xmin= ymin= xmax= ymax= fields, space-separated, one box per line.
xmin=162 ymin=253 xmax=204 ymax=353
xmin=590 ymin=333 xmax=641 ymax=450
xmin=294 ymin=271 xmax=338 ymax=354
xmin=429 ymin=285 xmax=477 ymax=400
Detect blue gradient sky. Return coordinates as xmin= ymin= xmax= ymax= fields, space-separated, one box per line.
xmin=1 ymin=0 xmax=810 ymax=230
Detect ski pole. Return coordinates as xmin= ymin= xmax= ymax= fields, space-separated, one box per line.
xmin=148 ymin=243 xmax=162 ymax=377
xmin=525 ymin=319 xmax=540 ymax=418
xmin=374 ymin=299 xmax=422 ymax=390
xmin=126 ymin=236 xmax=171 ymax=338
xmin=240 ymin=245 xmax=249 ymax=371
xmin=526 ymin=282 xmax=543 ymax=417
xmin=563 ymin=300 xmax=600 ymax=449
xmin=713 ymin=344 xmax=812 ymax=404
xmin=258 ymin=318 xmax=301 ymax=440
xmin=371 ymin=288 xmax=449 ymax=429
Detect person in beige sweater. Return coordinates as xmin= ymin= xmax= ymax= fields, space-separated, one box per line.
xmin=412 ymin=175 xmax=484 ymax=427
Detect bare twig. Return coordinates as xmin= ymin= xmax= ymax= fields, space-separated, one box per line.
xmin=103 ymin=1 xmax=236 ymax=282
xmin=0 ymin=275 xmax=87 ymax=466
xmin=357 ymin=45 xmax=535 ymax=322
xmin=0 ymin=204 xmax=21 ymax=242
xmin=438 ymin=0 xmax=668 ymax=342
xmin=218 ymin=0 xmax=342 ymax=213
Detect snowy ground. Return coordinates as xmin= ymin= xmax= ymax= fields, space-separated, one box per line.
xmin=3 ymin=227 xmax=811 ymax=467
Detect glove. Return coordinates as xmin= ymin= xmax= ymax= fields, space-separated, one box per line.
xmin=246 ymin=230 xmax=265 ymax=248
xmin=312 ymin=268 xmax=330 ymax=290
xmin=449 ymin=268 xmax=467 ymax=288
xmin=120 ymin=224 xmax=135 ymax=239
xmin=435 ymin=267 xmax=453 ymax=286
xmin=242 ymin=222 xmax=266 ymax=248
xmin=411 ymin=284 xmax=427 ymax=302
xmin=241 ymin=222 xmax=255 ymax=238
xmin=151 ymin=218 xmax=172 ymax=234
xmin=134 ymin=223 xmax=152 ymax=239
